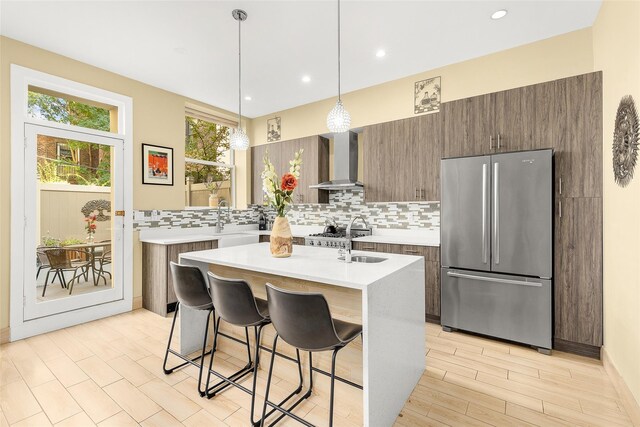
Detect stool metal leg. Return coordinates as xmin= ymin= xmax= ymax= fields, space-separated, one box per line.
xmin=329 ymin=348 xmax=341 ymax=427
xmin=162 ymin=303 xmax=214 ymax=396
xmin=205 ymin=318 xmax=256 ymax=398
xmin=260 ymin=335 xmax=313 ymax=427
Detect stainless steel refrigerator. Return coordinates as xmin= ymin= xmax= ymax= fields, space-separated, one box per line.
xmin=440 ymin=149 xmax=553 ymax=352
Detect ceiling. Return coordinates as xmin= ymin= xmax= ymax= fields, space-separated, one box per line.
xmin=0 ymin=1 xmax=602 ymax=118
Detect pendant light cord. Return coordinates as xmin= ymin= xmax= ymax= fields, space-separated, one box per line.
xmin=337 ymin=0 xmax=341 ymax=102
xmin=238 ymin=15 xmax=242 ymax=128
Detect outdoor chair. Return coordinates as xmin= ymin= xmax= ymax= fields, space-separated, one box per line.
xmin=43 ymin=248 xmax=92 ymax=296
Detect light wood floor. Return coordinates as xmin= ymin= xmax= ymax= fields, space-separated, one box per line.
xmin=0 ymin=309 xmax=635 ymax=427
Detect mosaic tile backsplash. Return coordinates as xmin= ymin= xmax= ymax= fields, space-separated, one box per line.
xmin=133 ymin=190 xmax=440 ymax=231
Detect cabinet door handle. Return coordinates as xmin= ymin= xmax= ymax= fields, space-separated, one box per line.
xmin=559 ymin=177 xmax=562 ymax=195
xmin=559 ymin=200 xmax=562 ymax=218
xmin=497 ymin=133 xmax=502 ymax=150
xmin=415 ymin=188 xmax=419 ymax=199
xmin=362 ymin=246 xmax=375 ymax=251
xmin=404 ymin=249 xmax=420 ymax=254
xmin=489 ymin=135 xmax=494 ymax=151
xmin=420 ymin=189 xmax=426 ymax=200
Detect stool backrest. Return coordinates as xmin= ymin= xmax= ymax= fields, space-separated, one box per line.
xmin=207 ymin=272 xmax=266 ymax=327
xmin=266 ymin=283 xmax=341 ymax=352
xmin=169 ymin=262 xmax=211 ymax=310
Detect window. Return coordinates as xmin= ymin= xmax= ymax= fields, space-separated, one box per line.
xmin=184 ymin=114 xmax=235 ymax=207
xmin=28 ymin=86 xmax=113 ymax=132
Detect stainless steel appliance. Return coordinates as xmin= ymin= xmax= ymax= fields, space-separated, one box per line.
xmin=305 ymin=225 xmax=372 ymax=249
xmin=310 ymin=131 xmax=363 ymax=190
xmin=440 ymin=150 xmax=553 ymax=352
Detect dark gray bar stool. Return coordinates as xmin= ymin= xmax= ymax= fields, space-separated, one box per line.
xmin=206 ymin=273 xmax=305 ymax=426
xmin=162 ymin=262 xmax=214 ymax=396
xmin=260 ymin=283 xmax=363 ymax=427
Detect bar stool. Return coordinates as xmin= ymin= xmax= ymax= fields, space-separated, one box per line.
xmin=260 ymin=283 xmax=363 ymax=427
xmin=205 ymin=273 xmax=305 ymax=426
xmin=162 ymin=262 xmax=214 ymax=396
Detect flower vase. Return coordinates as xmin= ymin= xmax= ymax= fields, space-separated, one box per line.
xmin=270 ymin=216 xmax=293 ymax=258
xmin=86 ymin=234 xmax=95 ymax=244
xmin=208 ymin=194 xmax=218 ymax=207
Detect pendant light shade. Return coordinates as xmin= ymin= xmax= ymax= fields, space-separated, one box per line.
xmin=327 ymin=0 xmax=351 ymax=133
xmin=231 ymin=9 xmax=249 ymax=150
xmin=230 ymin=127 xmax=250 ymax=151
xmin=327 ymin=100 xmax=351 ymax=133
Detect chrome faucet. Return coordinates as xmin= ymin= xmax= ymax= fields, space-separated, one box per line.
xmin=216 ymin=200 xmax=229 ymax=234
xmin=345 ymin=215 xmax=369 ymax=263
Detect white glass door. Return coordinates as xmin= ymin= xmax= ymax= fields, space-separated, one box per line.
xmin=23 ymin=123 xmax=124 ymax=320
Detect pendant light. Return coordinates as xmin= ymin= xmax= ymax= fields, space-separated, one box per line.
xmin=230 ymin=9 xmax=250 ymax=150
xmin=326 ymin=0 xmax=351 ymax=133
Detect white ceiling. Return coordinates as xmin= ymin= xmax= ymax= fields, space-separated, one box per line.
xmin=1 ymin=0 xmax=601 ymax=118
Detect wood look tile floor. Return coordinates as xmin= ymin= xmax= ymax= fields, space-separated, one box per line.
xmin=0 ymin=309 xmax=635 ymax=426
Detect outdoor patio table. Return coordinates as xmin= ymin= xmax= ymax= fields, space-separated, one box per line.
xmin=64 ymin=241 xmax=111 ymax=286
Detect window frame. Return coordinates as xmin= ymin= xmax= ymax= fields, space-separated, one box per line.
xmin=184 ymin=115 xmax=235 ymax=208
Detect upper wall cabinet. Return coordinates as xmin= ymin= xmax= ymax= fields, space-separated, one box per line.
xmin=443 ymin=86 xmax=536 ymax=157
xmin=251 ymin=136 xmax=329 ymax=205
xmin=362 ymin=113 xmax=442 ymax=203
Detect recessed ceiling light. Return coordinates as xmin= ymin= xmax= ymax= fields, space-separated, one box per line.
xmin=244 ymin=96 xmax=252 ymax=101
xmin=491 ymin=9 xmax=508 ymax=20
xmin=301 ymin=75 xmax=311 ymax=83
xmin=375 ymin=49 xmax=386 ymax=58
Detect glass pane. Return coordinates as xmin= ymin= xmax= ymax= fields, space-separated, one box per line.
xmin=36 ymin=135 xmax=114 ymax=302
xmin=185 ymin=165 xmax=232 ymax=208
xmin=185 ymin=116 xmax=232 ymax=207
xmin=185 ymin=116 xmax=232 ymax=170
xmin=28 ymin=87 xmax=113 ymax=132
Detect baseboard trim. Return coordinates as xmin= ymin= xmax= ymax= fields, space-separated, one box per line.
xmin=425 ymin=314 xmax=441 ymax=325
xmin=553 ymin=338 xmax=601 ymax=359
xmin=0 ymin=327 xmax=9 ymax=344
xmin=602 ymin=347 xmax=640 ymax=425
xmin=132 ymin=296 xmax=143 ymax=310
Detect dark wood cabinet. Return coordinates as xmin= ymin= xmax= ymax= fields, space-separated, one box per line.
xmin=554 ymin=197 xmax=602 ymax=356
xmin=493 ymin=85 xmax=536 ymax=153
xmin=251 ymin=136 xmax=329 ymax=205
xmin=259 ymin=235 xmax=305 ymax=245
xmin=442 ymin=94 xmax=493 ymax=158
xmin=362 ymin=114 xmax=442 ymax=202
xmin=352 ymin=241 xmax=441 ymax=321
xmin=142 ymin=240 xmax=218 ymax=316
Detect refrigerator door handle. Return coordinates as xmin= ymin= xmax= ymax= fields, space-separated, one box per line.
xmin=446 ymin=271 xmax=542 ymax=287
xmin=493 ymin=162 xmax=500 ymax=265
xmin=482 ymin=164 xmax=488 ymax=264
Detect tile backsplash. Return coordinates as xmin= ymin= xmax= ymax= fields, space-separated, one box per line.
xmin=134 ymin=189 xmax=439 ymax=231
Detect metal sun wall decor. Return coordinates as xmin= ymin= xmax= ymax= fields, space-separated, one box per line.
xmin=613 ymin=95 xmax=640 ymax=187
xmin=414 ymin=76 xmax=441 ymax=114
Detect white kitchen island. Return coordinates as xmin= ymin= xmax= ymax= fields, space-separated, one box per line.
xmin=179 ymin=243 xmax=425 ymax=427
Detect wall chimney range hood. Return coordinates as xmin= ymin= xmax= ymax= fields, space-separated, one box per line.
xmin=310 ymin=131 xmax=363 ymax=190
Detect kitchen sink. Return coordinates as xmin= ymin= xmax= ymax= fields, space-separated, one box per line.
xmin=338 ymin=255 xmax=387 ymax=263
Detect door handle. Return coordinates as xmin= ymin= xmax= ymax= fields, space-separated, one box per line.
xmin=415 ymin=188 xmax=419 ymax=200
xmin=497 ymin=133 xmax=502 ymax=150
xmin=559 ymin=177 xmax=562 ymax=195
xmin=489 ymin=135 xmax=494 ymax=151
xmin=481 ymin=164 xmax=488 ymax=264
xmin=493 ymin=162 xmax=500 ymax=265
xmin=420 ymin=189 xmax=426 ymax=200
xmin=447 ymin=271 xmax=542 ymax=287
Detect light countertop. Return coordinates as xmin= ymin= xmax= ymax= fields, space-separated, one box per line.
xmin=179 ymin=242 xmax=423 ymax=290
xmin=138 ymin=225 xmax=439 ymax=247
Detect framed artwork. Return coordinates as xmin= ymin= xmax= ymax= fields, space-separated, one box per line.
xmin=142 ymin=143 xmax=174 ymax=185
xmin=267 ymin=117 xmax=281 ymax=142
xmin=414 ymin=76 xmax=441 ymax=114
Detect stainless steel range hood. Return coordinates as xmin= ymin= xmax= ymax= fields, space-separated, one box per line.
xmin=310 ymin=131 xmax=363 ymax=190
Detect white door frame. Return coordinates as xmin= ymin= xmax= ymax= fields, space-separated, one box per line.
xmin=10 ymin=64 xmax=134 ymax=340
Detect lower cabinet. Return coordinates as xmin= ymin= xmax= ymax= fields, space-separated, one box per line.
xmin=142 ymin=240 xmax=218 ymax=316
xmin=352 ymin=241 xmax=441 ymax=322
